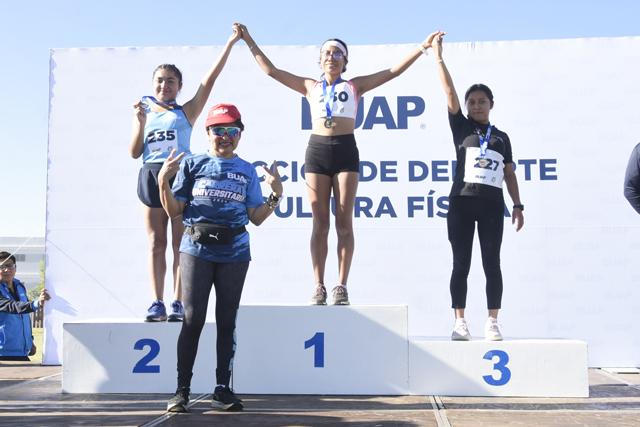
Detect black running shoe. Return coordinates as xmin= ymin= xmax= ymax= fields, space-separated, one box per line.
xmin=167 ymin=387 xmax=190 ymax=413
xmin=211 ymin=385 xmax=244 ymax=411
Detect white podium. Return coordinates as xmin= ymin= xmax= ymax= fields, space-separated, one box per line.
xmin=62 ymin=305 xmax=408 ymax=394
xmin=62 ymin=306 xmax=588 ymax=397
xmin=233 ymin=305 xmax=409 ymax=394
xmin=63 ymin=320 xmax=216 ymax=393
xmin=409 ymin=338 xmax=589 ymax=397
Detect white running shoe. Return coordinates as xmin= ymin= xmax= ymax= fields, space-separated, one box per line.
xmin=451 ymin=318 xmax=471 ymax=341
xmin=310 ymin=284 xmax=327 ymax=305
xmin=485 ymin=317 xmax=503 ymax=341
xmin=331 ymin=285 xmax=350 ymax=305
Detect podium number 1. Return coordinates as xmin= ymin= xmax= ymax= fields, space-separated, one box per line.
xmin=304 ymin=332 xmax=325 ymax=368
xmin=483 ymin=349 xmax=511 ymax=386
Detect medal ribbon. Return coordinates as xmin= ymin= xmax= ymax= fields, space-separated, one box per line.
xmin=478 ymin=124 xmax=492 ymax=157
xmin=141 ymin=95 xmax=177 ymax=113
xmin=322 ymin=77 xmax=341 ymax=120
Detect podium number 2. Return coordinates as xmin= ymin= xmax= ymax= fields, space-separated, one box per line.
xmin=304 ymin=332 xmax=325 ymax=368
xmin=483 ymin=349 xmax=511 ymax=386
xmin=133 ymin=338 xmax=160 ymax=373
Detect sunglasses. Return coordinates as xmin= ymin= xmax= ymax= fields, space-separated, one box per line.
xmin=210 ymin=126 xmax=241 ymax=138
xmin=321 ymin=50 xmax=344 ymax=60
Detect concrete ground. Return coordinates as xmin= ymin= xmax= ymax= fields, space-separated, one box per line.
xmin=0 ymin=362 xmax=639 ymax=427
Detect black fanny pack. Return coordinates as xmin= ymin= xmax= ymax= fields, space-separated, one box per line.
xmin=186 ymin=223 xmax=247 ymax=245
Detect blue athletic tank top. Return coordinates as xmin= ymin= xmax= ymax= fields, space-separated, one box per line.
xmin=141 ymin=96 xmax=193 ymax=163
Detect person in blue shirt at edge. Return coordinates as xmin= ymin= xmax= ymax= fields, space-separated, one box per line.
xmin=237 ymin=23 xmax=441 ymax=306
xmin=0 ymin=251 xmax=51 ymax=361
xmin=432 ymin=32 xmax=524 ymax=342
xmin=129 ymin=25 xmax=243 ymax=323
xmin=159 ymin=104 xmax=283 ymax=413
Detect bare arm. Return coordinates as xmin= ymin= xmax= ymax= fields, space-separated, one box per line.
xmin=248 ymin=162 xmax=283 ymax=226
xmin=351 ymin=32 xmax=440 ymax=95
xmin=182 ymin=25 xmax=242 ymax=124
xmin=238 ymin=24 xmax=315 ymax=96
xmin=129 ymin=101 xmax=146 ymax=158
xmin=504 ymin=163 xmax=524 ymax=231
xmin=432 ymin=32 xmax=461 ymax=114
xmin=158 ymin=150 xmax=187 ymax=219
xmin=247 ymin=199 xmax=278 ymax=226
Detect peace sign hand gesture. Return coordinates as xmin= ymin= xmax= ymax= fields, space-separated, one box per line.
xmin=158 ymin=149 xmax=186 ymax=183
xmin=262 ymin=161 xmax=283 ymax=196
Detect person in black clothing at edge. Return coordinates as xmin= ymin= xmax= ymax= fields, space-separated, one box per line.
xmin=624 ymin=143 xmax=640 ymax=214
xmin=432 ymin=32 xmax=524 ymax=341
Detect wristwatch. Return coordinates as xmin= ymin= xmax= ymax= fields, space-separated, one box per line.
xmin=266 ymin=192 xmax=282 ymax=209
xmin=513 ymin=204 xmax=524 ymax=211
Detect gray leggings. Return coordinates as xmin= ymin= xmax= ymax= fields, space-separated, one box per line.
xmin=176 ymin=252 xmax=249 ymax=388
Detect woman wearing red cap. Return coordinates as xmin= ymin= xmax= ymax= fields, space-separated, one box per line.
xmin=238 ymin=24 xmax=439 ymax=305
xmin=129 ymin=26 xmax=241 ymax=323
xmin=159 ymin=103 xmax=282 ymax=413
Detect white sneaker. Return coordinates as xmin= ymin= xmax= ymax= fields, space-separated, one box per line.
xmin=485 ymin=317 xmax=503 ymax=341
xmin=451 ymin=318 xmax=471 ymax=341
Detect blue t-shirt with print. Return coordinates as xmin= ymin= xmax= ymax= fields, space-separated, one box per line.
xmin=172 ymin=153 xmax=264 ymax=263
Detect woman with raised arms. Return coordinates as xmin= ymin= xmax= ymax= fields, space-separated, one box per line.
xmin=432 ymin=32 xmax=524 ymax=341
xmin=129 ymin=26 xmax=242 ymax=322
xmin=238 ymin=23 xmax=439 ymax=305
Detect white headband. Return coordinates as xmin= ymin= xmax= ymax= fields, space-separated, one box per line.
xmin=321 ymin=40 xmax=348 ymax=58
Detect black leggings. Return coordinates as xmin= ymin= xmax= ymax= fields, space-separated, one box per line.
xmin=447 ymin=196 xmax=504 ymax=310
xmin=176 ymin=253 xmax=249 ymax=388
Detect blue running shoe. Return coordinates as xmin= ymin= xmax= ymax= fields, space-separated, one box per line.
xmin=168 ymin=300 xmax=184 ymax=322
xmin=145 ymin=300 xmax=167 ymax=322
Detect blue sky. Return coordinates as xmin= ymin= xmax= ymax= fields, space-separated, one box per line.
xmin=1 ymin=0 xmax=638 ymax=238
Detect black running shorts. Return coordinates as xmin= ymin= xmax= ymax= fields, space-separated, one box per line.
xmin=137 ymin=162 xmax=175 ymax=208
xmin=304 ymin=134 xmax=359 ymax=177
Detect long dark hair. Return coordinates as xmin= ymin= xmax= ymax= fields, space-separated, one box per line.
xmin=464 ymin=83 xmax=494 ymax=107
xmin=152 ymin=64 xmax=183 ymax=85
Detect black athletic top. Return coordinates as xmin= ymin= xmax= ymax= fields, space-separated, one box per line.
xmin=448 ymin=109 xmax=513 ymax=201
xmin=624 ymin=142 xmax=640 ymax=214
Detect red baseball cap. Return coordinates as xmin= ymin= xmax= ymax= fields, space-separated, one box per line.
xmin=205 ymin=103 xmax=241 ymax=128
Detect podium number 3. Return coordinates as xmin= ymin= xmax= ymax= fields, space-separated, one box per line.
xmin=483 ymin=349 xmax=511 ymax=386
xmin=304 ymin=332 xmax=325 ymax=368
xmin=133 ymin=338 xmax=161 ymax=373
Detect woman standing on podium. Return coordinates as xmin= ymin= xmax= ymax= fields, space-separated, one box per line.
xmin=129 ymin=26 xmax=242 ymax=323
xmin=159 ymin=103 xmax=283 ymax=413
xmin=238 ymin=23 xmax=439 ymax=306
xmin=431 ymin=32 xmax=524 ymax=341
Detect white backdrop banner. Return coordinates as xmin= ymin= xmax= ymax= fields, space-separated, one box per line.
xmin=45 ymin=37 xmax=640 ymax=366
